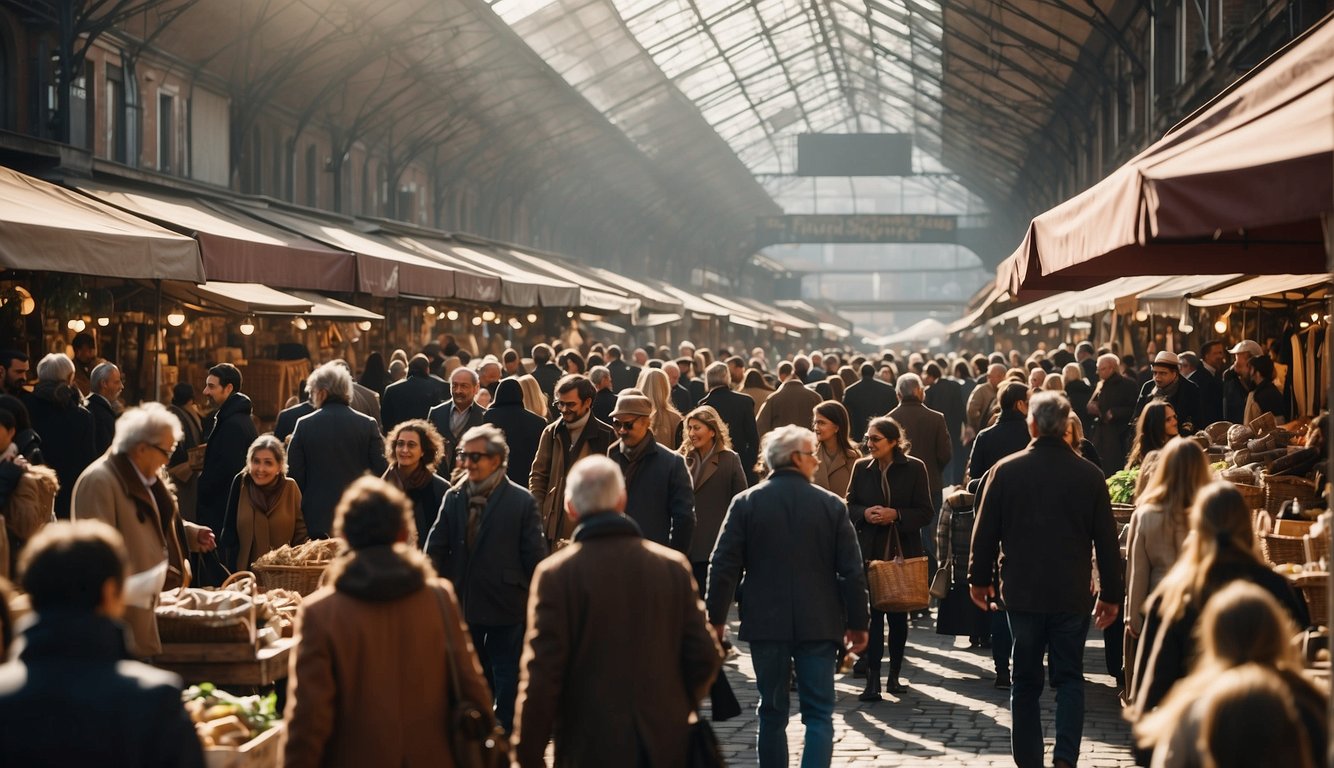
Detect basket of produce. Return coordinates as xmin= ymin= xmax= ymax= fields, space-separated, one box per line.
xmin=1231 ymin=482 xmax=1266 ymax=511
xmin=1107 ymin=467 xmax=1139 ymax=506
xmin=252 ymin=540 xmax=341 ymax=595
xmin=184 ymin=683 xmax=284 ymax=767
xmin=157 ymin=586 xmax=257 ymax=645
xmin=1264 ymin=475 xmax=1320 ymax=516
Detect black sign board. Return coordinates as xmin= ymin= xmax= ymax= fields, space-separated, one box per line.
xmin=754 ymin=214 xmax=957 ymax=246
xmin=796 ymin=134 xmax=913 ymax=176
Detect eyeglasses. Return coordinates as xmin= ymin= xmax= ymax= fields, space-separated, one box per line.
xmin=145 ymin=442 xmax=176 ymax=458
xmin=613 ymin=418 xmax=641 ymax=432
xmin=866 ymin=435 xmax=886 ymax=443
xmin=392 ymin=440 xmax=420 ymax=449
xmin=553 ymin=400 xmax=582 ymax=412
xmin=458 ymin=452 xmax=491 ymax=464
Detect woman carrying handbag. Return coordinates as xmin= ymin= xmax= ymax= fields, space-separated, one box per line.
xmin=846 ymin=416 xmax=934 ymax=701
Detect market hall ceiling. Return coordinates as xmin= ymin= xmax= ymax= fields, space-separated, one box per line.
xmin=489 ymin=0 xmax=1125 ymax=212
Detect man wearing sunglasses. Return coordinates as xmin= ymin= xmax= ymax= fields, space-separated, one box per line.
xmin=607 ymin=391 xmax=694 ymax=554
xmin=529 ymin=374 xmax=615 ymax=549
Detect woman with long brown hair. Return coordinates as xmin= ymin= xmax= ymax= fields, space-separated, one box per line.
xmin=810 ymin=400 xmax=860 ymax=497
xmin=677 ymin=406 xmax=747 ymax=590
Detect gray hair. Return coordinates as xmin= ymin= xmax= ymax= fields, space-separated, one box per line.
xmin=565 ymin=454 xmax=624 ymax=517
xmin=1028 ymin=391 xmax=1071 ymax=438
xmin=111 ymin=401 xmax=183 ymax=456
xmin=307 ymin=361 xmax=353 ymax=403
xmin=90 ymin=362 xmax=119 ymax=392
xmin=588 ymin=365 xmax=611 ymax=387
xmin=662 ymin=361 xmax=680 ymax=378
xmin=36 ymin=353 xmax=74 ymax=384
xmin=459 ymin=423 xmax=508 ymax=465
xmin=896 ymin=372 xmax=923 ymax=400
xmin=704 ymin=361 xmax=730 ymax=390
xmin=450 ymin=367 xmax=479 ymax=385
xmin=762 ymin=425 xmax=814 ymax=472
xmin=1062 ymin=362 xmax=1083 ymax=382
xmin=1097 ymin=353 xmax=1120 ymax=368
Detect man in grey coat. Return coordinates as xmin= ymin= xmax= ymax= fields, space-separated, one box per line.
xmin=707 ymin=425 xmax=869 ymax=768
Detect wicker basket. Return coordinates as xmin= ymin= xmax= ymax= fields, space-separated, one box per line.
xmin=1111 ymin=503 xmax=1135 ymax=526
xmin=1232 ymin=482 xmax=1266 ymax=511
xmin=1307 ymin=530 xmax=1331 ymax=566
xmin=156 ymin=573 xmax=258 ymax=645
xmin=1262 ymin=533 xmax=1308 ymax=566
xmin=1205 ymin=421 xmax=1234 ymax=445
xmin=1293 ymin=572 xmax=1329 ymax=628
xmin=1264 ymin=475 xmax=1320 ymax=516
xmin=253 ymin=563 xmax=329 ymax=596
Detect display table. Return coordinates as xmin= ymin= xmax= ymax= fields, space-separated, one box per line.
xmin=155 ymin=638 xmax=295 ymax=687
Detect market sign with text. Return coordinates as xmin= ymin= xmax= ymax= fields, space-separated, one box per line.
xmin=754 ymin=214 xmax=958 ymax=246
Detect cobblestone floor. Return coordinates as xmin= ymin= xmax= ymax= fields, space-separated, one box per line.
xmin=706 ymin=611 xmax=1136 ymax=767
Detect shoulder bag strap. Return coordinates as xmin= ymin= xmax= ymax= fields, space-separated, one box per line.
xmin=432 ymin=584 xmax=465 ymax=709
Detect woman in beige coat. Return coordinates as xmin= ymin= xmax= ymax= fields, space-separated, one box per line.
xmin=811 ymin=400 xmax=860 ymax=498
xmin=283 ymin=477 xmax=495 ymax=768
xmin=221 ymin=435 xmax=307 ymax=572
xmin=679 ymin=406 xmax=748 ymax=590
xmin=70 ymin=403 xmax=214 ymax=657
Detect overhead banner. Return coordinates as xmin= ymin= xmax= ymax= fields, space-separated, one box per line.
xmin=754 ymin=214 xmax=957 ymax=246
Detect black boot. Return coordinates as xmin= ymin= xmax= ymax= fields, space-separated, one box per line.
xmin=886 ymin=672 xmax=906 ymax=694
xmin=858 ymin=675 xmax=882 ymax=702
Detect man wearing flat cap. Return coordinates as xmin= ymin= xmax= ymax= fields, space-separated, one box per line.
xmin=607 ymin=390 xmax=696 ymax=553
xmin=1133 ymin=350 xmax=1202 ymax=435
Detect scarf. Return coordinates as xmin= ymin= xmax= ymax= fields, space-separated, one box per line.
xmin=620 ymin=432 xmax=656 ymax=489
xmin=245 ymin=474 xmax=287 ymax=516
xmin=564 ymin=410 xmax=591 ymax=449
xmin=464 ymin=467 xmax=506 ymax=551
xmin=1151 ymin=374 xmax=1181 ymax=400
xmin=392 ymin=464 xmax=434 ymax=492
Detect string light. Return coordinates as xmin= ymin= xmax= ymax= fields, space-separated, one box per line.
xmin=96 ymin=317 xmax=110 ymax=327
xmin=67 ymin=318 xmax=86 ymax=332
xmin=239 ymin=316 xmax=256 ymax=336
xmin=446 ymin=310 xmax=460 ymax=321
xmin=526 ymin=313 xmax=538 ymax=323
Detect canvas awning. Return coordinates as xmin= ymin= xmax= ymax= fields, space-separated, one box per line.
xmin=945 ymin=284 xmax=1006 ymax=334
xmin=0 ymin=166 xmax=202 ymax=281
xmin=991 ymin=277 xmax=1167 ymax=327
xmin=1187 ymin=274 xmax=1331 ymax=307
xmin=287 ymin=291 xmax=384 ymax=321
xmin=1120 ymin=274 xmax=1244 ymax=316
xmin=377 ymin=236 xmax=503 ymax=304
xmin=587 ymin=267 xmax=682 ymax=313
xmin=656 ymin=284 xmax=730 ymax=319
xmin=406 ymin=239 xmax=579 ymax=307
xmin=638 ymin=312 xmax=683 ymax=328
xmin=998 ymin=17 xmax=1332 ymax=293
xmin=228 ymin=204 xmax=459 ymax=299
xmin=702 ymin=294 xmax=772 ymax=330
xmin=866 ymin=318 xmax=948 ymax=347
xmin=501 ymin=247 xmax=640 ymax=315
xmin=75 ymin=181 xmax=355 ymax=291
xmin=732 ymin=297 xmax=817 ymax=331
xmin=163 ymin=281 xmax=314 ymax=315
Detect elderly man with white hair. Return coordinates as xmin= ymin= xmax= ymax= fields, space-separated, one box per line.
xmin=707 ymin=425 xmax=869 ymax=768
xmin=72 ymin=402 xmax=216 ymax=657
xmin=512 ymin=454 xmax=720 ymax=767
xmin=1087 ymin=352 xmax=1140 ymax=474
xmin=24 ymin=352 xmax=96 ymax=519
xmin=288 ymin=361 xmax=388 ymax=537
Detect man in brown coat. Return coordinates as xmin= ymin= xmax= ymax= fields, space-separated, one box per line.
xmin=513 ymin=455 xmax=721 ymax=767
xmin=71 ymin=403 xmax=215 ymax=657
xmin=756 ymin=361 xmax=822 ymax=436
xmin=528 ymin=374 xmax=615 ymax=547
xmin=889 ymin=373 xmax=952 ymax=576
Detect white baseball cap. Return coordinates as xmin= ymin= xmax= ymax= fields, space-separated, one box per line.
xmin=1228 ymin=340 xmax=1263 ymax=356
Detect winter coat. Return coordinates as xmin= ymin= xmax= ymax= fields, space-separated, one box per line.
xmin=220 ymin=474 xmax=308 ymax=572
xmin=283 ymin=546 xmax=494 ymax=768
xmin=684 ymin=447 xmax=748 ymax=563
xmin=755 ymin=378 xmax=822 ymax=436
xmin=513 ymin=513 xmax=720 ymax=768
xmin=483 ymin=378 xmax=548 ymax=486
xmin=605 ymin=360 xmax=640 ymax=394
xmin=843 ymin=374 xmax=898 ymax=441
xmin=427 ymin=401 xmax=486 ymax=472
xmin=0 ymin=612 xmax=204 ymax=767
xmin=380 ymin=373 xmax=446 ymax=435
xmin=70 ymin=452 xmax=205 ymax=657
xmin=966 ymin=409 xmax=1031 ymax=482
xmin=608 ymin=435 xmax=695 ymax=553
xmin=288 ymin=401 xmax=389 ymax=538
xmin=273 ymin=401 xmax=314 ymax=443
xmin=87 ymin=393 xmax=117 ymax=456
xmin=888 ymin=398 xmax=952 ymax=502
xmin=1135 ymin=375 xmax=1203 ymax=434
xmin=0 ymin=462 xmax=57 ymax=579
xmin=697 ymin=386 xmax=760 ymax=485
xmin=382 ymin=467 xmax=449 ymax=548
xmin=1090 ymin=371 xmax=1140 ymax=474
xmin=425 ymin=475 xmax=545 ymax=627
xmin=24 ymin=381 xmax=95 ymax=519
xmin=197 ymin=393 xmax=258 ymax=532
xmin=846 ymin=454 xmax=934 ymax=562
xmin=811 ymin=446 xmax=858 ymax=498
xmin=529 ymin=415 xmax=616 ymax=544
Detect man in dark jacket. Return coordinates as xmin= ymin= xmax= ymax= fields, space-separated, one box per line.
xmin=1180 ymin=351 xmax=1223 ymax=427
xmin=1133 ymin=351 xmax=1202 ymax=435
xmin=1087 ymin=353 xmax=1139 ymax=474
xmin=24 ymin=353 xmax=96 ymax=519
xmin=427 ymin=367 xmax=486 ymax=473
xmin=923 ymin=362 xmax=966 ymax=485
xmin=1222 ymin=339 xmax=1260 ymax=423
xmin=698 ymin=362 xmax=759 ymax=485
xmin=531 ymin=343 xmax=563 ymax=398
xmin=483 ymin=378 xmax=547 ymax=485
xmin=605 ymin=345 xmax=641 ymax=394
xmin=288 ymin=362 xmax=389 ymax=537
xmin=197 ymin=363 xmax=257 ymax=583
xmin=966 ymin=381 xmax=1030 ymax=482
xmin=426 ymin=425 xmax=545 ymax=734
xmin=0 ymin=519 xmax=204 ymax=766
xmin=707 ymin=425 xmax=869 ymax=768
xmin=888 ymin=374 xmax=951 ymax=572
xmin=380 ymin=355 xmax=445 ymax=434
xmin=607 ymin=391 xmax=694 ymax=553
xmin=86 ymin=362 xmax=122 ymax=456
xmin=665 ymin=361 xmax=694 ymax=415
xmin=512 ymin=455 xmax=720 ymax=767
xmin=843 ymin=363 xmax=898 ymax=441
xmin=273 ymin=389 xmax=314 ymax=443
xmin=969 ymin=391 xmax=1122 ymax=768
xmin=588 ymin=366 xmax=617 ymax=425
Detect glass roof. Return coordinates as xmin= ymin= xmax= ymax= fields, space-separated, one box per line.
xmin=489 ymin=0 xmax=947 ymax=177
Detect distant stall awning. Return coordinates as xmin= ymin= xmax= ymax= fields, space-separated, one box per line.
xmin=732 ymin=297 xmax=817 ymax=331
xmin=501 ymin=247 xmax=640 ymax=315
xmin=1187 ymin=274 xmax=1331 ymax=307
xmin=75 ymin=181 xmax=355 ymax=291
xmin=1122 ymin=274 xmax=1244 ymax=316
xmin=164 ymin=281 xmax=314 ymax=315
xmin=364 ymin=233 xmax=501 ymax=304
xmin=703 ymin=294 xmax=772 ymax=330
xmin=422 ymin=241 xmax=580 ymax=308
xmin=0 ymin=166 xmax=202 ymax=281
xmin=638 ymin=313 xmax=683 ymax=328
xmin=655 ymin=284 xmax=730 ymax=320
xmin=579 ymin=313 xmax=627 ymax=335
xmin=945 ymin=285 xmax=1005 ymax=335
xmin=588 ymin=267 xmax=682 ymax=313
xmin=228 ymin=204 xmax=458 ymax=299
xmin=990 ymin=277 xmax=1167 ymax=327
xmin=288 ymin=292 xmax=384 ymax=321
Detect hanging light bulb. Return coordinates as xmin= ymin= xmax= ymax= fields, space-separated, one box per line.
xmin=526 ymin=313 xmax=538 ymax=323
xmin=1134 ymin=309 xmax=1149 ymax=323
xmin=96 ymin=317 xmax=110 ymax=327
xmin=167 ymin=306 xmax=186 ymax=327
xmin=67 ymin=318 xmax=86 ymax=332
xmin=508 ymin=317 xmax=523 ymax=330
xmin=239 ymin=316 xmax=256 ymax=336
xmin=471 ymin=316 xmax=483 ymax=326
xmin=425 ymin=305 xmax=437 ymax=315
xmin=566 ymin=311 xmax=574 ymax=319
xmin=357 ymin=320 xmax=372 ymax=332
xmin=1213 ymin=318 xmax=1228 ymax=333
xmin=482 ymin=310 xmax=496 ymax=322
xmin=293 ymin=317 xmax=309 ymax=330
xmin=1312 ymin=312 xmax=1321 ymax=322
xmin=446 ymin=310 xmax=460 ymax=321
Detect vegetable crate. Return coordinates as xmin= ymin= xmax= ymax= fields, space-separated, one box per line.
xmin=205 ymin=723 xmax=283 ymax=768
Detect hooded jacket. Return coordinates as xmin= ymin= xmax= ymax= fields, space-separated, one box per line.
xmin=483 ymin=378 xmax=548 ymax=486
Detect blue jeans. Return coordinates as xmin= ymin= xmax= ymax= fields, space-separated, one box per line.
xmin=470 ymin=623 xmax=526 ymax=734
xmin=749 ymin=640 xmax=838 ymax=768
xmin=1007 ymin=611 xmax=1090 ymax=768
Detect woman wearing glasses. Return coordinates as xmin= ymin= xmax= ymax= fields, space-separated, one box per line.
xmin=380 ymin=420 xmax=450 ymax=547
xmin=220 ymin=434 xmax=307 ymax=571
xmin=846 ymin=416 xmax=933 ymax=701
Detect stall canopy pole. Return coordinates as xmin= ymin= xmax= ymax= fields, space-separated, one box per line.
xmin=154 ymin=279 xmax=163 ymax=404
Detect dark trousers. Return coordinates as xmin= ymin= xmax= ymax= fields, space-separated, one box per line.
xmin=1103 ymin=612 xmax=1125 ymax=682
xmin=864 ymin=610 xmax=908 ymax=676
xmin=1007 ymin=610 xmax=1090 ymax=768
xmin=991 ymin=609 xmax=1012 ymax=675
xmin=469 ymin=623 xmax=526 ymax=734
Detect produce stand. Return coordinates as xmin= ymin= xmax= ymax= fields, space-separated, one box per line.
xmin=204 ymin=724 xmax=284 ymax=768
xmin=155 ymin=637 xmax=295 ymax=688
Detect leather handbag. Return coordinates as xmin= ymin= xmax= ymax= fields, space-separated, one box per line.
xmin=687 ymin=715 xmax=727 ymax=767
xmin=866 ymin=523 xmax=930 ymax=613
xmin=432 ymin=587 xmax=510 ymax=768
